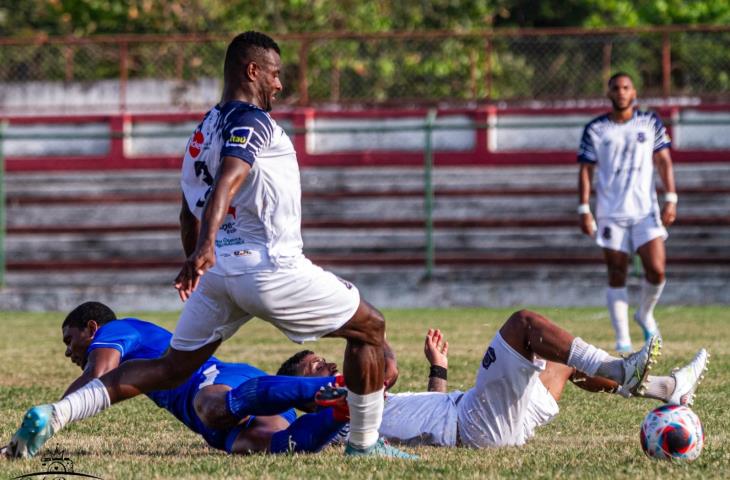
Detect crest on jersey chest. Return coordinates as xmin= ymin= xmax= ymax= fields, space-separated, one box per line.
xmin=637 ymin=131 xmax=646 ymax=143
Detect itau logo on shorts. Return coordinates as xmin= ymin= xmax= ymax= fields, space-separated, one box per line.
xmin=189 ymin=130 xmax=204 ymax=158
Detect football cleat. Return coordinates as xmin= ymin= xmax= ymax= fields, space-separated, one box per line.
xmin=622 ymin=335 xmax=662 ymax=396
xmin=5 ymin=405 xmax=58 ymax=459
xmin=668 ymin=348 xmax=709 ymax=406
xmin=315 ymin=385 xmax=350 ymax=422
xmin=344 ymin=438 xmax=418 ymax=459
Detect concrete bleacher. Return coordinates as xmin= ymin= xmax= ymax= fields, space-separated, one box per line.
xmin=2 ymin=163 xmax=729 ymax=310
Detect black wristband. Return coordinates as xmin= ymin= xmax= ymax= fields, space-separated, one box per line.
xmin=429 ymin=365 xmax=447 ymax=380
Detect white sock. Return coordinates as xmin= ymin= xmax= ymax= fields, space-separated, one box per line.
xmin=636 ymin=279 xmax=665 ymax=333
xmin=607 ymin=287 xmax=631 ymax=347
xmin=568 ymin=337 xmax=623 ymax=380
xmin=346 ymin=388 xmax=384 ymax=449
xmin=51 ymin=379 xmax=111 ymax=431
xmin=639 ymin=375 xmax=675 ymax=402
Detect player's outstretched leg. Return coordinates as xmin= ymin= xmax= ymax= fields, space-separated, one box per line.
xmin=327 ymin=301 xmax=417 ymax=459
xmin=500 ymin=309 xmax=661 ymax=396
xmin=225 ymin=375 xmax=339 ymax=421
xmin=5 ymin=343 xmax=219 ymax=458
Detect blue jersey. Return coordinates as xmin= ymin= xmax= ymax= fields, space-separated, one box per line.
xmin=87 ymin=318 xmax=291 ymax=451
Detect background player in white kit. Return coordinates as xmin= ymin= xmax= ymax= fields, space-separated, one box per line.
xmin=7 ymin=31 xmax=409 ymax=459
xmin=577 ymin=72 xmax=677 ymax=353
xmin=283 ymin=310 xmax=707 ymax=449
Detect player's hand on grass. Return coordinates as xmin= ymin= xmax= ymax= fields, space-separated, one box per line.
xmin=579 ymin=212 xmax=597 ymax=238
xmin=174 ymin=242 xmax=216 ymax=301
xmin=424 ymin=328 xmax=448 ymax=369
xmin=661 ymin=201 xmax=676 ymax=227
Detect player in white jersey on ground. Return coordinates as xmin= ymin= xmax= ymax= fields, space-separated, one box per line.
xmin=577 ymin=72 xmax=677 ymax=353
xmin=282 ymin=310 xmax=708 ymax=448
xmin=6 ymin=31 xmax=410 ymax=459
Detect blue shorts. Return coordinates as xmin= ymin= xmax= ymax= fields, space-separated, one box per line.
xmin=188 ymin=361 xmax=297 ymax=453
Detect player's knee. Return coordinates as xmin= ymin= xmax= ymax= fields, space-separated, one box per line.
xmin=504 ymin=309 xmax=537 ymax=336
xmin=193 ymin=395 xmax=228 ymax=429
xmin=645 ymin=269 xmax=665 ymax=284
xmin=358 ymin=306 xmax=385 ymax=346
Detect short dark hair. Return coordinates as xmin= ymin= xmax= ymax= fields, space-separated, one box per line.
xmin=63 ymin=301 xmax=117 ymax=329
xmin=277 ymin=350 xmax=314 ymax=376
xmin=608 ymin=71 xmax=633 ymax=87
xmin=224 ymin=31 xmax=281 ymax=82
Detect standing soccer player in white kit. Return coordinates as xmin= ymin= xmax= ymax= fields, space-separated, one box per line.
xmin=6 ymin=31 xmax=411 ymax=459
xmin=577 ymin=72 xmax=677 ymax=353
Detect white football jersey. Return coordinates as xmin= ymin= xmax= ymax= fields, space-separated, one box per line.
xmin=578 ymin=110 xmax=671 ymax=220
xmin=378 ymin=391 xmax=463 ymax=446
xmin=180 ymin=101 xmax=303 ymax=276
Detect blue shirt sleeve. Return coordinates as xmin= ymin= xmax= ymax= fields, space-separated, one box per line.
xmin=651 ymin=112 xmax=672 ymax=152
xmin=87 ymin=321 xmax=141 ymax=361
xmin=577 ymin=123 xmax=597 ymax=164
xmin=220 ymin=108 xmax=274 ymax=166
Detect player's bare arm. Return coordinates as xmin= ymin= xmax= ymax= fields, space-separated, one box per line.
xmin=653 ymin=148 xmax=677 ymax=227
xmin=578 ymin=163 xmax=596 ymax=237
xmin=424 ymin=328 xmax=448 ymax=393
xmin=179 ymin=194 xmax=200 ymax=258
xmin=61 ymin=348 xmax=121 ymax=398
xmin=175 ymin=157 xmax=251 ymax=300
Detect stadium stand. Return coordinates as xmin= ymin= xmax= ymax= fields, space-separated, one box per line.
xmin=2 ymin=108 xmax=729 ymax=309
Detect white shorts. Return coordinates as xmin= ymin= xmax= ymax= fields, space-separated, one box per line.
xmin=456 ymin=333 xmax=559 ymax=448
xmin=596 ymin=212 xmax=667 ymax=254
xmin=170 ymin=257 xmax=361 ymax=351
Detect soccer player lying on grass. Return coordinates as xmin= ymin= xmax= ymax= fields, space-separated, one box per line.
xmin=3 ymin=302 xmax=354 ymax=457
xmin=280 ymin=309 xmax=708 ymax=448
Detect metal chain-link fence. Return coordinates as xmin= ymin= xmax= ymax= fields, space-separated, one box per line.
xmin=0 ymin=26 xmax=728 ymax=112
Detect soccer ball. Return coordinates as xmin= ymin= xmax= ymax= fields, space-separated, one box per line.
xmin=640 ymin=404 xmax=704 ymax=461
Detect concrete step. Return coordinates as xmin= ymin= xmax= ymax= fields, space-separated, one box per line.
xmin=1 ymin=264 xmax=728 ymax=310
xmin=5 ymin=226 xmax=730 ymax=262
xmin=6 ymin=163 xmax=730 ymax=197
xmin=7 ymin=193 xmax=729 ymax=227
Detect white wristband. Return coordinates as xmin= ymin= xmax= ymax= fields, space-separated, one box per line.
xmin=577 ymin=204 xmax=591 ymax=215
xmin=664 ymin=192 xmax=678 ymax=204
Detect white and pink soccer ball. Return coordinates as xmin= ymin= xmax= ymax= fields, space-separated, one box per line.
xmin=640 ymin=404 xmax=704 ymax=461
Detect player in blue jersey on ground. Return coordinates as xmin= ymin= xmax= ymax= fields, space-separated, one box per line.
xmin=577 ymin=72 xmax=678 ymax=353
xmin=7 ymin=31 xmax=410 ymax=459
xmin=2 ymin=301 xmax=348 ymax=456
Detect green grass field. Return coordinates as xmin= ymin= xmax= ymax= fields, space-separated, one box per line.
xmin=0 ymin=306 xmax=728 ymax=479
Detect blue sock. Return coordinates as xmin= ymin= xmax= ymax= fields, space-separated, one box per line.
xmin=226 ymin=375 xmax=336 ymax=419
xmin=269 ymin=408 xmax=347 ymax=454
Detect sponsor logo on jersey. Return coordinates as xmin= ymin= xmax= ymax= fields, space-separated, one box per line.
xmin=482 ymin=347 xmax=496 ymax=370
xmin=189 ymin=130 xmax=204 ymax=157
xmin=226 ymin=126 xmax=254 ymax=149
